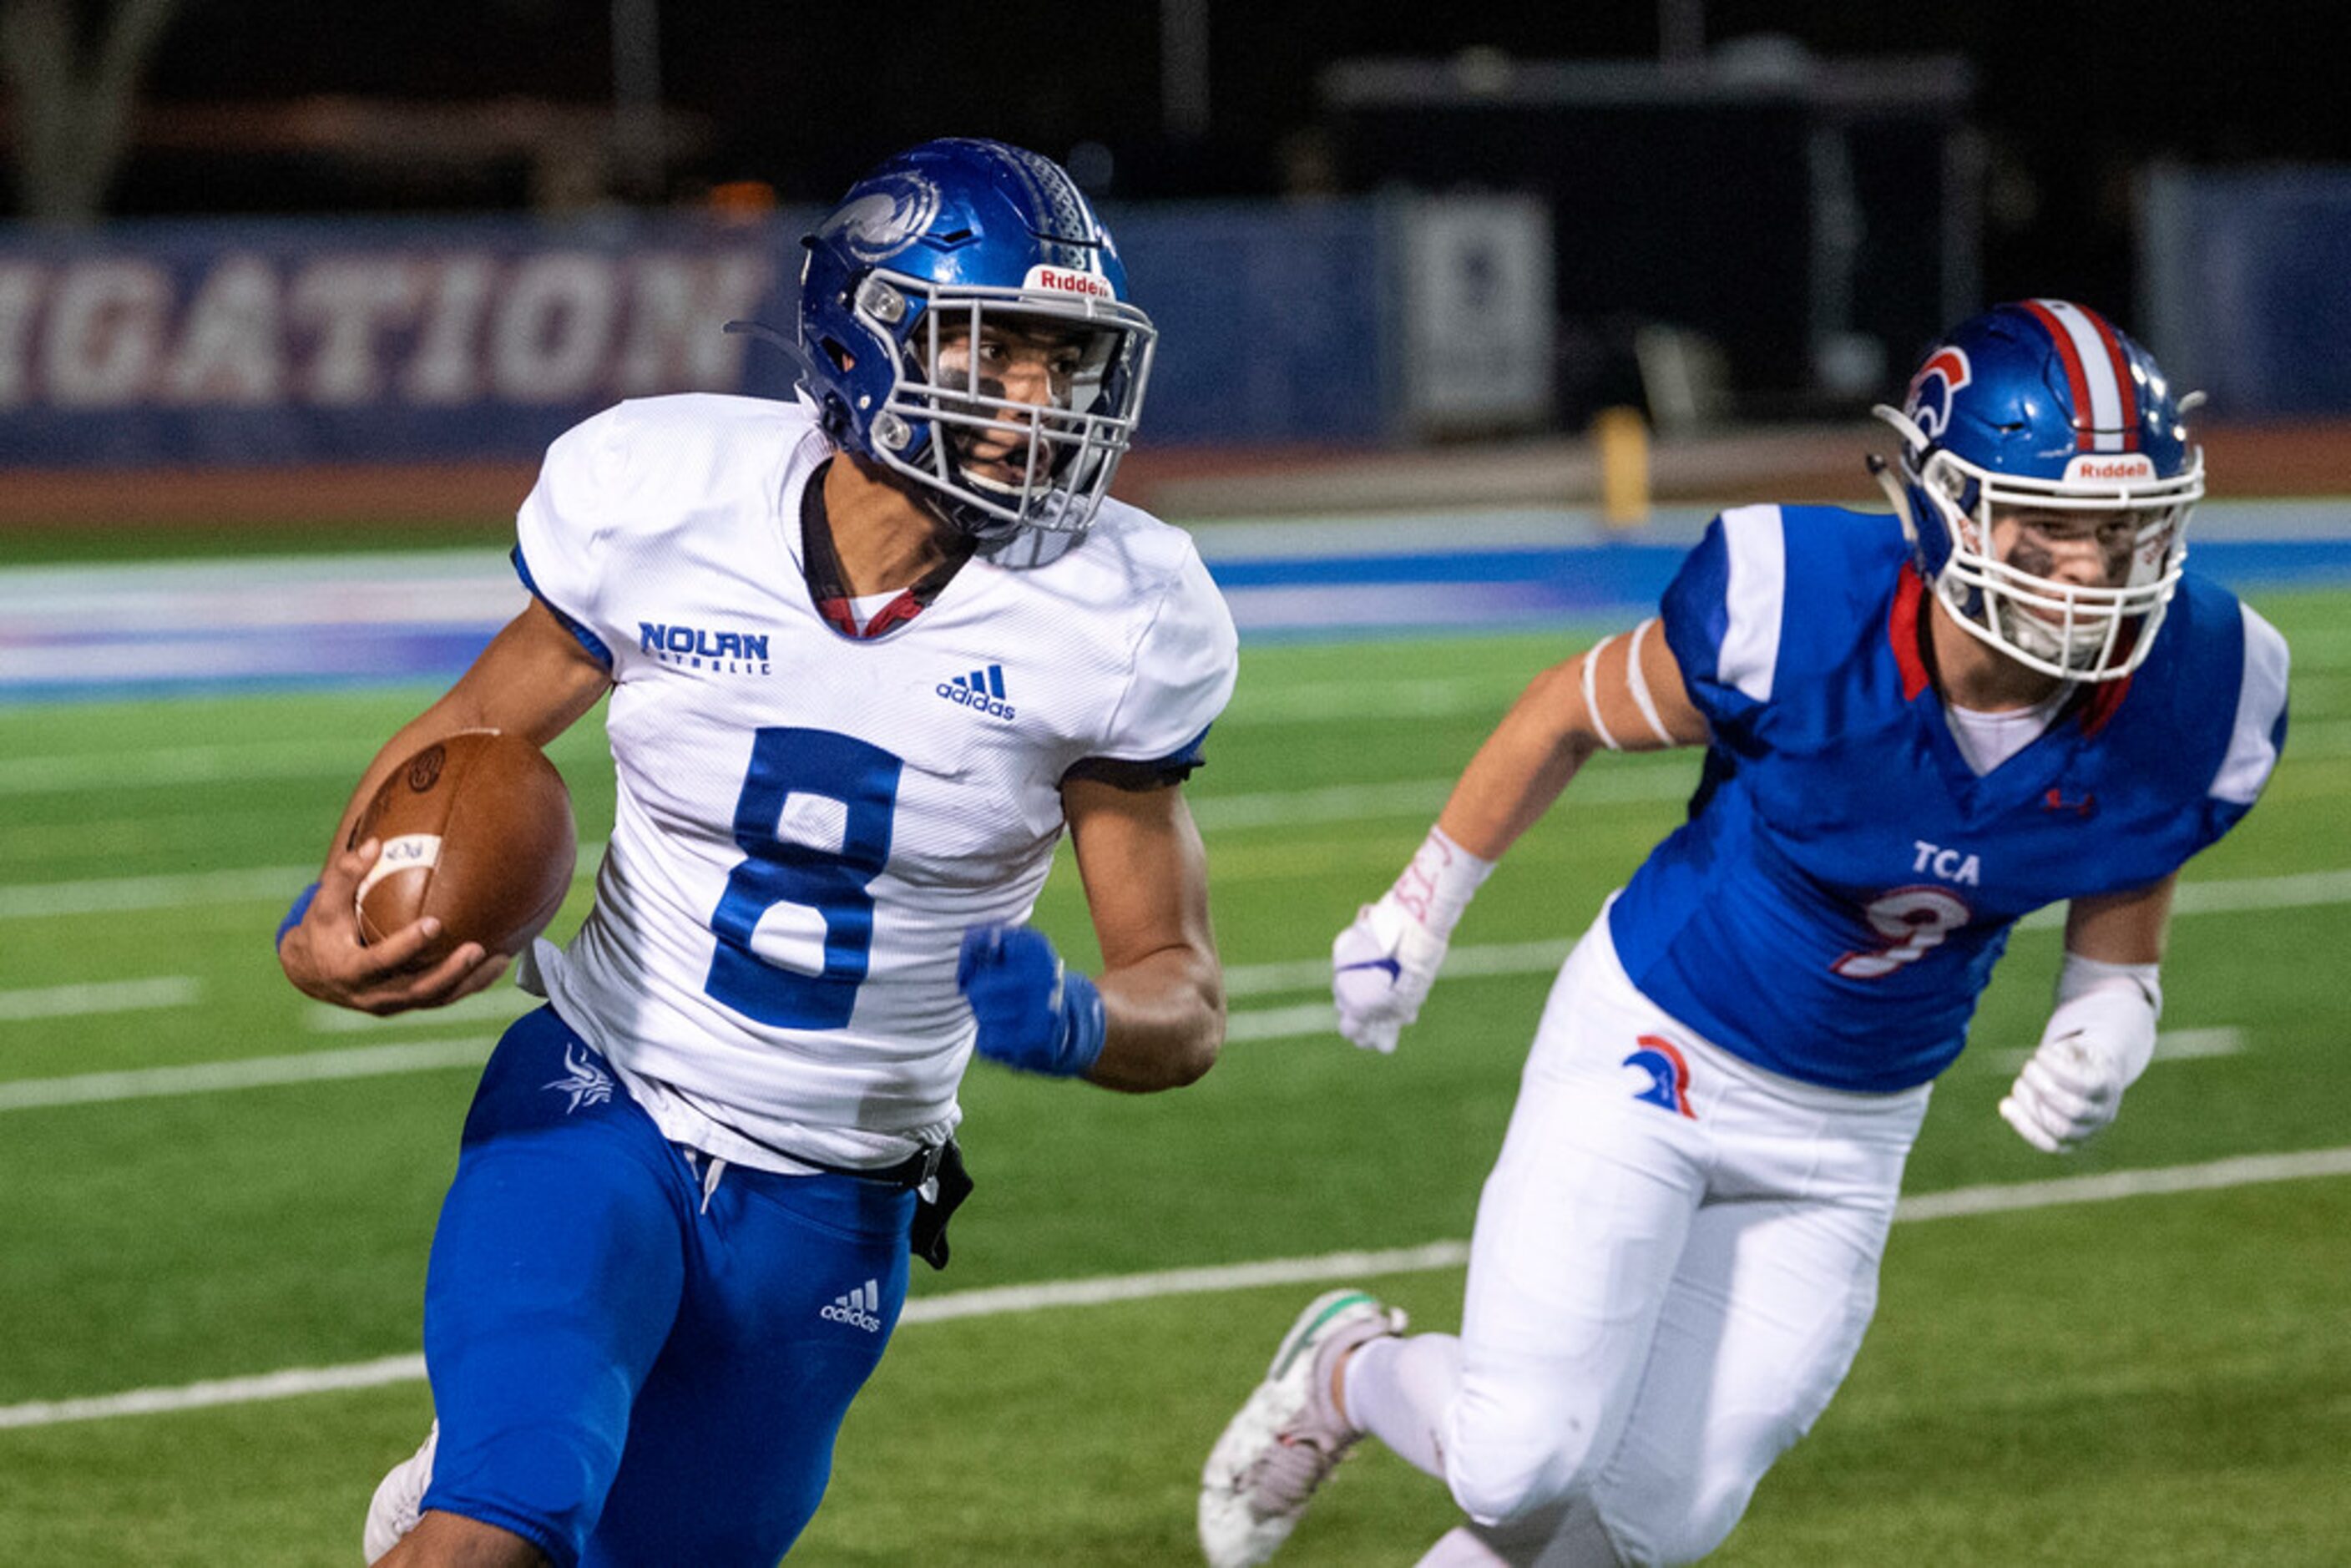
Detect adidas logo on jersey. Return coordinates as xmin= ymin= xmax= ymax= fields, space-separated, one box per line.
xmin=821 ymin=1279 xmax=883 ymax=1333
xmin=936 ymin=664 xmax=1017 ymax=721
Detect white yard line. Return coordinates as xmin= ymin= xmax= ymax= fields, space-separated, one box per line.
xmin=0 ymin=977 xmax=200 ymax=1023
xmin=1231 ymin=870 xmax=2351 ymax=999
xmin=0 ymin=736 xmax=613 ymax=797
xmin=0 ymin=682 xmax=1515 ymax=798
xmin=0 ymin=785 xmax=2338 ymax=915
xmin=1979 ymin=1027 xmax=2246 ymax=1075
xmin=304 ymin=990 xmax=537 ymax=1034
xmin=2144 ymin=1025 xmax=2251 ymax=1060
xmin=1217 ymin=679 xmax=1519 ymax=727
xmin=0 ymin=773 xmax=1685 ymax=920
xmin=0 ymin=691 xmax=2336 ymax=801
xmin=2165 ymin=867 xmax=2351 ymax=916
xmin=0 ymin=864 xmax=316 ymax=920
xmin=0 ymin=857 xmax=601 ymax=921
xmin=0 ymin=1039 xmax=495 ymax=1111
xmin=1223 ymin=1002 xmax=1339 ymax=1043
xmin=1222 ymin=956 xmax=1338 ymax=999
xmin=897 ymin=1241 xmax=1474 ymax=1324
xmin=0 ymin=741 xmax=360 ymax=797
xmin=1887 ymin=1146 xmax=2351 ymax=1222
xmin=1190 ymin=766 xmax=1691 ymax=832
xmin=1226 ymin=938 xmax=1583 ymax=1016
xmin=0 ymin=870 xmax=2326 ymax=1110
xmin=4 ymin=1145 xmax=2347 ymax=1431
xmin=0 ymin=1356 xmax=432 ymax=1430
xmin=2009 ymin=867 xmax=2351 ymax=928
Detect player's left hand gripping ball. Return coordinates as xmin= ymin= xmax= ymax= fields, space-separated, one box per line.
xmin=958 ymin=925 xmax=1107 ymax=1078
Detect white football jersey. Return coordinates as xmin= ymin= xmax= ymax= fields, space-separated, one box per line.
xmin=513 ymin=393 xmax=1236 ymax=1171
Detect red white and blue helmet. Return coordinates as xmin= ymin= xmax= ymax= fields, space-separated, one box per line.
xmin=796 ymin=138 xmax=1156 ymax=542
xmin=1872 ymin=300 xmax=2204 ymax=681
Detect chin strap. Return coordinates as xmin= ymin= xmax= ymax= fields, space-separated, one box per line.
xmin=929 ymin=483 xmax=1028 ymax=548
xmin=1866 ymin=403 xmax=1933 ymax=554
xmin=723 ymin=318 xmax=822 ymax=390
xmin=1866 ymin=452 xmax=1922 ymax=552
xmin=1868 ymin=443 xmax=1992 ymax=645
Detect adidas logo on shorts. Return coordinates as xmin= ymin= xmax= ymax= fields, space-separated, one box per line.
xmin=821 ymin=1278 xmax=883 ymax=1333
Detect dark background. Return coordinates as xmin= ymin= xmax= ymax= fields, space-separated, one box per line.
xmin=5 ymin=2 xmax=2345 ymax=433
xmin=89 ymin=2 xmax=2348 ymax=310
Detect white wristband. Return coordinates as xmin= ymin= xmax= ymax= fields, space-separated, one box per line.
xmin=2046 ymin=951 xmax=2162 ymax=1085
xmin=1388 ymin=825 xmax=1494 ymax=942
xmin=2055 ymin=951 xmax=2162 ymax=1014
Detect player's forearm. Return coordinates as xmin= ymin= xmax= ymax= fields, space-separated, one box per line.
xmin=1436 ymin=663 xmax=1600 ymax=861
xmin=322 ymin=604 xmax=610 ymax=867
xmin=1084 ymin=944 xmax=1226 ymax=1092
xmin=2062 ymin=876 xmax=2176 ymax=964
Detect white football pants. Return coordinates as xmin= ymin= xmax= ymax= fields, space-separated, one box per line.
xmin=1363 ymin=912 xmax=1929 ymax=1566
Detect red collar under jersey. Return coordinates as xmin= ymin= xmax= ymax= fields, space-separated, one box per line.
xmin=799 ymin=460 xmax=971 ymax=640
xmin=1887 ymin=564 xmax=2131 ymax=736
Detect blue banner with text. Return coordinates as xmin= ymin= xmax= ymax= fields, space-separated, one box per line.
xmin=0 ymin=204 xmax=1394 ymax=468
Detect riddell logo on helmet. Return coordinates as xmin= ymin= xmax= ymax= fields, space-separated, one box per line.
xmin=1026 ymin=265 xmax=1112 ymax=298
xmin=2066 ymin=455 xmax=2156 ymax=483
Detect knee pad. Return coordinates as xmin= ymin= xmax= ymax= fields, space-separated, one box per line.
xmin=1443 ymin=1383 xmax=1612 ymax=1529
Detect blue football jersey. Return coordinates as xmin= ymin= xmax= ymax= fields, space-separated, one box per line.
xmin=1607 ymin=503 xmax=2290 ymax=1092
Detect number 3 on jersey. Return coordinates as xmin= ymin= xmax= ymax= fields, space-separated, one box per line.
xmin=706 ymin=727 xmax=902 ymax=1028
xmin=1833 ymin=885 xmax=1972 ymax=979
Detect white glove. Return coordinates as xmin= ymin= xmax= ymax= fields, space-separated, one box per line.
xmin=1998 ymin=955 xmax=2160 ymax=1154
xmin=1999 ymin=1034 xmax=2131 ymax=1153
xmin=1332 ymin=893 xmax=1452 ymax=1054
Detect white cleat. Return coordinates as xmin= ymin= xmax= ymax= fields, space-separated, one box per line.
xmin=1199 ymin=1288 xmax=1407 ymax=1568
xmin=362 ymin=1420 xmax=438 ymax=1564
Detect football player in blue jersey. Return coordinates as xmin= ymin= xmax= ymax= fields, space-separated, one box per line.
xmin=279 ymin=139 xmax=1237 ymax=1567
xmin=1200 ymin=300 xmax=2290 ymax=1568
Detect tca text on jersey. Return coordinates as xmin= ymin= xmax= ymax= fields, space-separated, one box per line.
xmin=1910 ymin=841 xmax=1981 ymax=887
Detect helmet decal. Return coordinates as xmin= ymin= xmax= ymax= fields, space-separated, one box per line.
xmin=814 ymin=173 xmax=943 ymax=264
xmin=997 ymin=143 xmax=1102 ymax=266
xmin=1904 ymin=346 xmax=1972 ymax=442
xmin=2019 ymin=298 xmax=2141 ymax=452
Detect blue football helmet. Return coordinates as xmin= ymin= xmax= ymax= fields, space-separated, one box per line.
xmin=1872 ymin=299 xmax=2204 ymax=681
xmin=796 ymin=138 xmax=1157 ymax=542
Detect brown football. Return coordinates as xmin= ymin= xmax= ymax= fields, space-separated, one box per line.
xmin=349 ymin=730 xmax=577 ymax=961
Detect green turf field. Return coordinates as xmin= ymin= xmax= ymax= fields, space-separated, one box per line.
xmin=2 ymin=593 xmax=2346 ymax=1565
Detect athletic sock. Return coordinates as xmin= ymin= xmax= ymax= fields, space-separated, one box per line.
xmin=1343 ymin=1331 xmax=1461 ymax=1479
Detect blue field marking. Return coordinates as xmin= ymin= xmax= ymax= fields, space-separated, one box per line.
xmin=1206 ymin=543 xmax=1691 ymax=590
xmin=2187 ymin=538 xmax=2351 ymax=584
xmin=5 ymin=512 xmax=2349 ymax=702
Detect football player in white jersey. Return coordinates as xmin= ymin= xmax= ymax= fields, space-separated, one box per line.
xmin=279 ymin=138 xmax=1236 ymax=1568
xmin=1198 ymin=301 xmax=2289 ymax=1565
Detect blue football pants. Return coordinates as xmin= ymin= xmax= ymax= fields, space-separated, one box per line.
xmin=417 ymin=1007 xmax=915 ymax=1567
